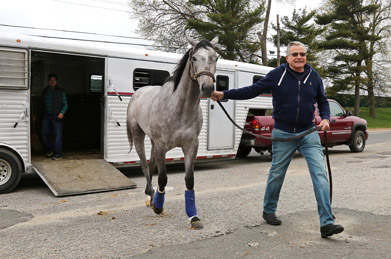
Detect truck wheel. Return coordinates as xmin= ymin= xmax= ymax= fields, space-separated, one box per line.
xmin=349 ymin=131 xmax=366 ymax=152
xmin=236 ymin=146 xmax=252 ymax=158
xmin=0 ymin=149 xmax=22 ymax=194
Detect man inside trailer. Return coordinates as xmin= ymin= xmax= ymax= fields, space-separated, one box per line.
xmin=40 ymin=73 xmax=68 ymax=160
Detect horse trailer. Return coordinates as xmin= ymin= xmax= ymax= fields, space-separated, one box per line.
xmin=0 ymin=32 xmax=273 ymax=195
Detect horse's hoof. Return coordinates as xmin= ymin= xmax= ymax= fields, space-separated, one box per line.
xmin=190 ymin=217 xmax=203 ymax=230
xmin=152 ymin=205 xmax=164 ymax=215
xmin=145 ymin=196 xmax=153 ymax=207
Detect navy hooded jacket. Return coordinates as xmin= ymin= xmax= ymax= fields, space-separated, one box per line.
xmin=223 ymin=63 xmax=330 ymax=133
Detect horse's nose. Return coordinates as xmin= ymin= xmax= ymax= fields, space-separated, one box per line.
xmin=201 ymin=84 xmax=214 ymax=97
xmin=202 ymin=84 xmax=214 ymax=91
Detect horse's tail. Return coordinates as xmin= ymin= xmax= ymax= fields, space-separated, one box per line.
xmin=127 ymin=120 xmax=133 ymax=154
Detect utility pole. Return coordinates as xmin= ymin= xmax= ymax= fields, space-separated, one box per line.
xmin=277 ymin=14 xmax=281 ymax=66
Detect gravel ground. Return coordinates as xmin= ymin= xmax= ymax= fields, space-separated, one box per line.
xmin=1 ymin=131 xmax=390 ymax=258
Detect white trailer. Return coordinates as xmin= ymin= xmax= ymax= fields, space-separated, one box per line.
xmin=0 ymin=33 xmax=273 ymax=195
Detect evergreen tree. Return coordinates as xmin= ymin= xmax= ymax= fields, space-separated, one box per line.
xmin=187 ymin=0 xmax=265 ymax=62
xmin=316 ymin=0 xmax=381 ymax=116
xmin=270 ymin=8 xmax=324 ymax=72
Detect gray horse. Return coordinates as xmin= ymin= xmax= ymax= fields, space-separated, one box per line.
xmin=127 ymin=36 xmax=219 ymax=229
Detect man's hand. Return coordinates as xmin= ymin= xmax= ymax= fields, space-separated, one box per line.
xmin=319 ymin=119 xmax=330 ymax=131
xmin=58 ymin=113 xmax=64 ymax=119
xmin=211 ymin=91 xmax=224 ymax=101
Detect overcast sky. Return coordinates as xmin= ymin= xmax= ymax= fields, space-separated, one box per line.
xmin=0 ymin=0 xmax=323 ymax=51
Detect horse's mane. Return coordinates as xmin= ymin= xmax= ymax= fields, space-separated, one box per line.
xmin=168 ymin=40 xmax=214 ymax=92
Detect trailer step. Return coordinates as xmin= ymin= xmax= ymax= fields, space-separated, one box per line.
xmin=32 ymin=159 xmax=137 ymax=197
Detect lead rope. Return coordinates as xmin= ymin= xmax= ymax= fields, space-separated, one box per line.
xmin=324 ymin=131 xmax=336 ymax=219
xmin=216 ymin=100 xmax=321 ymax=140
xmin=216 ymin=100 xmax=334 ymax=217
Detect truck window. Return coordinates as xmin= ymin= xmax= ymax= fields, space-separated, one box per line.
xmin=329 ymin=101 xmax=345 ymax=116
xmin=253 ymin=75 xmax=264 ymax=83
xmin=133 ymin=69 xmax=170 ymax=91
xmin=216 ymin=75 xmax=229 ymax=102
xmin=253 ymin=75 xmax=271 ymax=94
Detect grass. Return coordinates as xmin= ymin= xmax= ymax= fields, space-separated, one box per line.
xmin=346 ymin=107 xmax=391 ymax=129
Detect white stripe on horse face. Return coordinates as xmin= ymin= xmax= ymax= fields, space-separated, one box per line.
xmin=192 ymin=47 xmax=217 ymax=97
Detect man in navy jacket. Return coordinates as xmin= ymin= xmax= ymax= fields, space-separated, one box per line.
xmin=211 ymin=41 xmax=344 ymax=238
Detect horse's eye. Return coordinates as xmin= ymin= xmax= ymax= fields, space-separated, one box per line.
xmin=192 ymin=56 xmax=197 ymax=62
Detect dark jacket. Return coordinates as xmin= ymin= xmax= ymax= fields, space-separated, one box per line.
xmin=41 ymin=86 xmax=68 ymax=117
xmin=223 ymin=63 xmax=330 ymax=133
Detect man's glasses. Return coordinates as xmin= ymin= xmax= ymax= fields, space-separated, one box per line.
xmin=290 ymin=52 xmax=306 ymax=57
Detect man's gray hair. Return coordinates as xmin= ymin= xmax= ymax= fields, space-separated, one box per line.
xmin=286 ymin=41 xmax=307 ymax=56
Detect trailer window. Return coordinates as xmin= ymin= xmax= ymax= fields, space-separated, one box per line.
xmin=90 ymin=75 xmax=103 ymax=93
xmin=0 ymin=48 xmax=28 ymax=89
xmin=216 ymin=75 xmax=229 ymax=102
xmin=133 ymin=69 xmax=170 ymax=91
xmin=253 ymin=75 xmax=271 ymax=94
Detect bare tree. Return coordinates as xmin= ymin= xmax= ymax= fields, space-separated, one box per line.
xmin=364 ymin=0 xmax=391 ymax=117
xmin=130 ymin=0 xmax=266 ymax=62
xmin=257 ymin=0 xmax=272 ymax=65
xmin=129 ymin=0 xmax=200 ymax=52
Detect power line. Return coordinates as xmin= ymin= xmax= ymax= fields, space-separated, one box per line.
xmin=31 ymin=34 xmax=280 ymax=57
xmin=27 ymin=34 xmax=167 ymax=48
xmin=92 ymin=0 xmax=128 ymax=6
xmin=23 ymin=34 xmax=263 ymax=56
xmin=0 ymin=23 xmax=186 ymax=50
xmin=1 ymin=23 xmax=273 ymax=57
xmin=52 ymin=0 xmax=131 ymax=13
xmin=0 ymin=23 xmax=146 ymax=41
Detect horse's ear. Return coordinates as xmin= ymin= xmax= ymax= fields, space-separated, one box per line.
xmin=210 ymin=36 xmax=219 ymax=48
xmin=186 ymin=36 xmax=198 ymax=48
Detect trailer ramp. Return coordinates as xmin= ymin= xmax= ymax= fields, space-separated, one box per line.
xmin=33 ymin=159 xmax=136 ymax=197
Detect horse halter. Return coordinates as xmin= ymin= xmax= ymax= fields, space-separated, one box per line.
xmin=188 ymin=49 xmax=216 ymax=83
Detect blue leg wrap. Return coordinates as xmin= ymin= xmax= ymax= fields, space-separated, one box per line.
xmin=185 ymin=190 xmax=197 ymax=218
xmin=153 ymin=189 xmax=165 ymax=209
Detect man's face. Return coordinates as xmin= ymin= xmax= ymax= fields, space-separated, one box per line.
xmin=286 ymin=45 xmax=307 ymax=72
xmin=49 ymin=77 xmax=57 ymax=87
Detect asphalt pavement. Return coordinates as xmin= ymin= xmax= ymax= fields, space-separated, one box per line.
xmin=1 ymin=130 xmax=390 ymax=258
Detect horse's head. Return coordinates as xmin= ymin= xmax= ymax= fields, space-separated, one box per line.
xmin=186 ymin=36 xmax=219 ymax=97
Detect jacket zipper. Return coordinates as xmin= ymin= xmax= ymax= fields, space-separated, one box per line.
xmin=285 ymin=67 xmax=310 ymax=133
xmin=294 ymin=81 xmax=301 ymax=133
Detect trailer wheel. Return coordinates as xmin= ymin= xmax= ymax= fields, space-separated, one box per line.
xmin=0 ymin=149 xmax=22 ymax=194
xmin=349 ymin=130 xmax=365 ymax=152
xmin=236 ymin=146 xmax=252 ymax=158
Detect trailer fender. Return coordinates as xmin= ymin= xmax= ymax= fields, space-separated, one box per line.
xmin=0 ymin=143 xmax=25 ymax=173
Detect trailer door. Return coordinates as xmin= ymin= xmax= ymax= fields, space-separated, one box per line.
xmin=207 ymin=70 xmax=235 ymax=150
xmin=0 ymin=47 xmax=30 ymax=163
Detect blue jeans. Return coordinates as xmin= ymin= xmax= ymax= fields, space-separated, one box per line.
xmin=263 ymin=127 xmax=334 ymax=227
xmin=41 ymin=115 xmax=64 ymax=156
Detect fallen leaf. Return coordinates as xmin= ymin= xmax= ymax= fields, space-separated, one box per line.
xmin=97 ymin=211 xmax=108 ymax=216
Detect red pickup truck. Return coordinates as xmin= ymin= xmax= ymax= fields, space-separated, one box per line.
xmin=238 ymin=99 xmax=368 ymax=157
